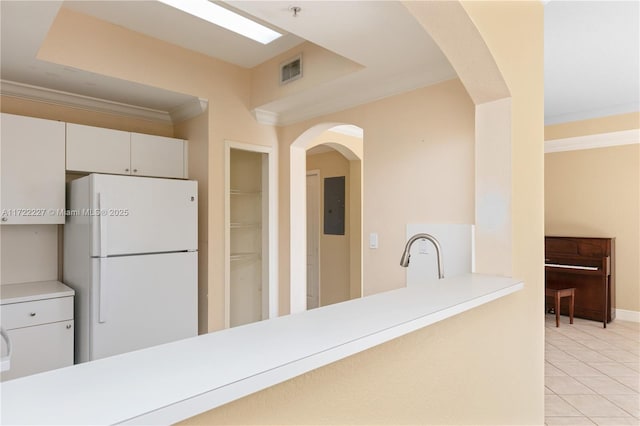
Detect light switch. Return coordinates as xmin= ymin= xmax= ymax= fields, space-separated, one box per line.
xmin=369 ymin=233 xmax=378 ymax=249
xmin=419 ymin=239 xmax=430 ymax=254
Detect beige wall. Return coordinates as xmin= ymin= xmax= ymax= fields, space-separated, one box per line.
xmin=545 ymin=113 xmax=640 ymax=313
xmin=546 ymin=112 xmax=640 ymax=140
xmin=307 ymin=149 xmax=351 ymax=306
xmin=185 ymin=0 xmax=544 ymax=423
xmin=1 ymin=225 xmax=58 ymax=285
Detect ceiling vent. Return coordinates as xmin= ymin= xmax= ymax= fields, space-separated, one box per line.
xmin=280 ymin=54 xmax=302 ymax=85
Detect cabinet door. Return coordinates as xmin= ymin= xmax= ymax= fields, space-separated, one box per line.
xmin=130 ymin=133 xmax=186 ymax=179
xmin=0 ymin=320 xmax=74 ymax=382
xmin=66 ymin=123 xmax=130 ymax=175
xmin=1 ymin=113 xmax=65 ymax=224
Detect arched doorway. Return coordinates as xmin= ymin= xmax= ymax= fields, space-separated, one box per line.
xmin=289 ymin=123 xmax=363 ymax=314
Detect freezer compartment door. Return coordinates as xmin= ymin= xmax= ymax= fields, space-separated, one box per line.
xmin=89 ymin=252 xmax=197 ymax=361
xmin=90 ymin=174 xmax=197 ymax=256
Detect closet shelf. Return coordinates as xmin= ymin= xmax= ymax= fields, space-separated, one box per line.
xmin=230 ymin=222 xmax=261 ymax=229
xmin=230 ymin=189 xmax=261 ymax=196
xmin=230 ymin=252 xmax=261 ymax=262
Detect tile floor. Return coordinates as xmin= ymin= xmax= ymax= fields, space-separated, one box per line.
xmin=545 ymin=313 xmax=640 ymax=426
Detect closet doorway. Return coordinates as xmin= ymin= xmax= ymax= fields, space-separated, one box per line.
xmin=225 ymin=141 xmax=277 ymax=328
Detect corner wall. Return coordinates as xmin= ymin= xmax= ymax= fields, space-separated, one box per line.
xmin=545 ymin=113 xmax=640 ymax=314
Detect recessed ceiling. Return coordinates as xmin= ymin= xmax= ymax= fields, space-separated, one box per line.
xmin=0 ymin=0 xmax=456 ymax=125
xmin=0 ymin=0 xmax=200 ymax=117
xmin=2 ymin=1 xmax=636 ymax=127
xmin=62 ymin=0 xmax=305 ymax=69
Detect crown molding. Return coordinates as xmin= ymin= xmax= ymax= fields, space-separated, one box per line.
xmin=0 ymin=80 xmax=206 ymax=124
xmin=253 ymin=108 xmax=280 ymax=126
xmin=545 ymin=128 xmax=640 ymax=153
xmin=169 ymin=97 xmax=208 ymax=123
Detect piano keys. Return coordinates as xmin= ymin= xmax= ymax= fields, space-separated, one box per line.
xmin=545 ymin=236 xmax=615 ymax=328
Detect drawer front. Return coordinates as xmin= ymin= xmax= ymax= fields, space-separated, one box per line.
xmin=1 ymin=297 xmax=73 ymax=329
xmin=1 ymin=320 xmax=74 ymax=381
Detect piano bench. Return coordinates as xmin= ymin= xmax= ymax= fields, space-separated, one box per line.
xmin=545 ymin=287 xmax=575 ymax=327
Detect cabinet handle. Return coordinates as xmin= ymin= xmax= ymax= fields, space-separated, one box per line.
xmin=29 ymin=312 xmax=36 ymax=317
xmin=66 ymin=324 xmax=72 ymax=329
xmin=1 ymin=327 xmax=12 ymax=372
xmin=125 ymin=168 xmax=130 ymax=172
xmin=133 ymin=169 xmax=138 ymax=173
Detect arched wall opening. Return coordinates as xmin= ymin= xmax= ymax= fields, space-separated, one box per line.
xmin=290 ymin=123 xmax=363 ymax=314
xmin=286 ymin=5 xmax=514 ymax=316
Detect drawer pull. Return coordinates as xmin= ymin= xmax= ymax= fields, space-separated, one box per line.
xmin=66 ymin=324 xmax=72 ymax=329
xmin=29 ymin=312 xmax=36 ymax=317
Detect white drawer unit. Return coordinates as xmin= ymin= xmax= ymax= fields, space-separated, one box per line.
xmin=2 ymin=297 xmax=74 ymax=330
xmin=0 ymin=281 xmax=74 ymax=382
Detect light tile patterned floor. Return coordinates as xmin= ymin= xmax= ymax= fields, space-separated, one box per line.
xmin=545 ymin=314 xmax=640 ymax=426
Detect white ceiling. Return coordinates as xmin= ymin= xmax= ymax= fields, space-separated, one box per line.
xmin=1 ymin=1 xmax=638 ymax=126
xmin=544 ymin=1 xmax=639 ymax=124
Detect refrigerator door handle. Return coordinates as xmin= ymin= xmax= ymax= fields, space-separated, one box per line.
xmin=99 ymin=261 xmax=107 ymax=323
xmin=98 ymin=192 xmax=108 ymax=257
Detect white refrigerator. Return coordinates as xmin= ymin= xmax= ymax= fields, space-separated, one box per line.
xmin=63 ymin=174 xmax=198 ymax=363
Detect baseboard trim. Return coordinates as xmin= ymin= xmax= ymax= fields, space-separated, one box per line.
xmin=616 ymin=309 xmax=640 ymax=323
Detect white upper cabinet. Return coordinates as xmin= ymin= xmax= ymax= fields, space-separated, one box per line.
xmin=66 ymin=123 xmax=131 ymax=175
xmin=130 ymin=133 xmax=187 ymax=179
xmin=66 ymin=123 xmax=188 ymax=179
xmin=1 ymin=113 xmax=65 ymax=225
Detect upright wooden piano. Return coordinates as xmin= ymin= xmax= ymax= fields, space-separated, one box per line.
xmin=545 ymin=237 xmax=615 ymax=328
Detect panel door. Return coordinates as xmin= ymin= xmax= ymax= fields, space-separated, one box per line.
xmin=131 ymin=133 xmax=186 ymax=179
xmin=90 ymin=253 xmax=197 ymax=361
xmin=1 ymin=113 xmax=65 ymax=224
xmin=90 ymin=174 xmax=197 ymax=256
xmin=0 ymin=320 xmax=74 ymax=382
xmin=66 ymin=123 xmax=130 ymax=175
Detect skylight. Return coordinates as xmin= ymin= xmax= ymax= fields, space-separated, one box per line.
xmin=158 ymin=0 xmax=282 ymax=45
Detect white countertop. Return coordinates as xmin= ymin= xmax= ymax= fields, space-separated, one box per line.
xmin=0 ymin=281 xmax=75 ymax=305
xmin=0 ymin=273 xmax=523 ymax=425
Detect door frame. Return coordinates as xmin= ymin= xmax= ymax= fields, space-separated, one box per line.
xmin=306 ymin=170 xmax=321 ymax=309
xmin=224 ymin=140 xmax=278 ymax=328
xmin=289 ymin=125 xmax=364 ymax=314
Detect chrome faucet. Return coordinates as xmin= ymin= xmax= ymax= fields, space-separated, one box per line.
xmin=400 ymin=233 xmax=444 ymax=279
